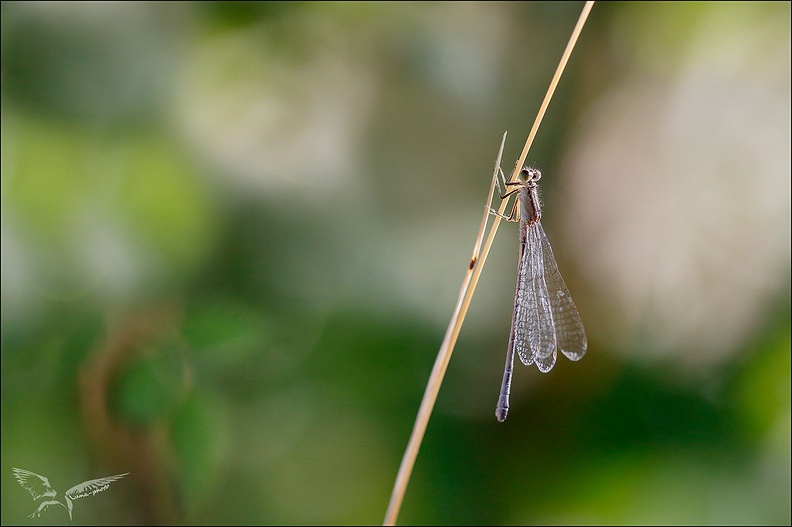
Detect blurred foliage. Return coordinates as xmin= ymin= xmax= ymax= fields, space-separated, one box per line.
xmin=2 ymin=2 xmax=789 ymax=525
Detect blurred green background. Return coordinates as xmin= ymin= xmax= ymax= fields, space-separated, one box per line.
xmin=2 ymin=2 xmax=789 ymax=525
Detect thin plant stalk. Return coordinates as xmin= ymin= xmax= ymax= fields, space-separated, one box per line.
xmin=382 ymin=2 xmax=594 ymax=525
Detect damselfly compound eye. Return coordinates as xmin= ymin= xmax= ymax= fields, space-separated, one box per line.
xmin=521 ymin=166 xmax=542 ymax=182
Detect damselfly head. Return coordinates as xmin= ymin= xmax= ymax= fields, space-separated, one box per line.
xmin=519 ymin=166 xmax=542 ymax=183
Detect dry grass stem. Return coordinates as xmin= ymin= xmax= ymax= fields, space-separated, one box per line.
xmin=382 ymin=3 xmax=594 ymax=525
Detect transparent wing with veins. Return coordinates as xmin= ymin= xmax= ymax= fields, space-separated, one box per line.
xmin=511 ymin=220 xmax=557 ymax=372
xmin=510 ymin=220 xmax=586 ymax=372
xmin=538 ymin=222 xmax=587 ymax=361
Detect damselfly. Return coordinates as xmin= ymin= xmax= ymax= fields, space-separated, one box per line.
xmin=490 ymin=166 xmax=587 ymax=422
